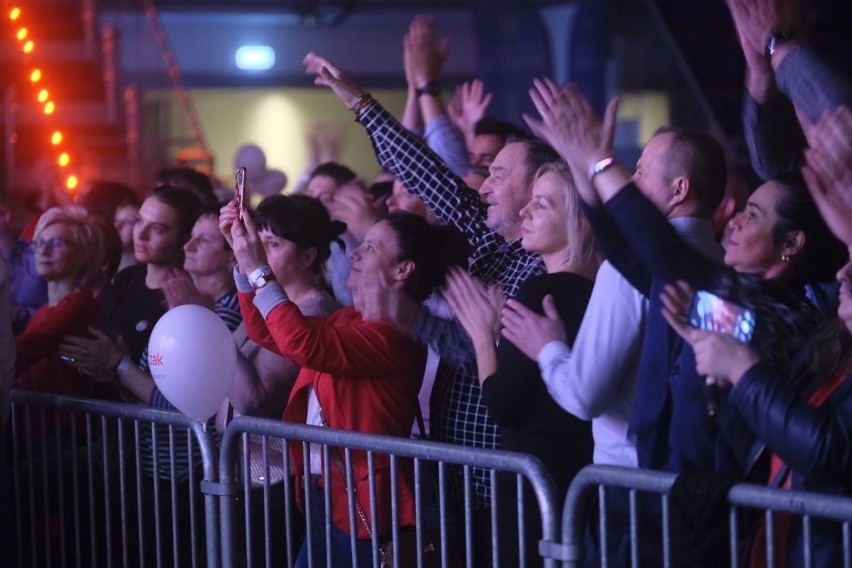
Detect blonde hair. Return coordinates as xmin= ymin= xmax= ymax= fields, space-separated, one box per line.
xmin=35 ymin=206 xmax=114 ymax=289
xmin=533 ymin=161 xmax=602 ymax=271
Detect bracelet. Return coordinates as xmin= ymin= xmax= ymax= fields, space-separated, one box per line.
xmin=114 ymin=355 xmax=132 ymax=378
xmin=349 ymin=92 xmax=374 ymax=113
xmin=248 ymin=265 xmax=276 ymax=290
xmin=588 ymin=155 xmax=616 ymax=182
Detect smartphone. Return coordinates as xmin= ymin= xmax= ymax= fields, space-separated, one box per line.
xmin=235 ymin=167 xmax=246 ymax=219
xmin=688 ymin=290 xmax=756 ymax=416
xmin=688 ymin=290 xmax=755 ymax=343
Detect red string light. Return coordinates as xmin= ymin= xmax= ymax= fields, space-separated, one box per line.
xmin=8 ymin=6 xmax=80 ymax=193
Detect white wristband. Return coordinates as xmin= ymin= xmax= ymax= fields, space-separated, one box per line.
xmin=248 ymin=265 xmax=275 ymax=290
xmin=588 ymin=155 xmax=616 ymax=182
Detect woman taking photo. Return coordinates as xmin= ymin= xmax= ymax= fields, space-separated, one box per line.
xmin=662 ymin=255 xmax=852 ymax=566
xmin=220 ymin=200 xmax=462 ymax=567
xmin=444 ymin=160 xmax=599 ymax=566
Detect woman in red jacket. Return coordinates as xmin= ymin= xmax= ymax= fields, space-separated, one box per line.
xmin=220 ymin=200 xmax=465 ymax=567
xmin=16 ymin=207 xmax=114 ymax=398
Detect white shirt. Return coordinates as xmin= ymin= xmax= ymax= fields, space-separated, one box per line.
xmin=537 ymin=217 xmax=721 ymax=467
xmin=306 ymin=386 xmax=323 ymax=473
xmin=538 ymin=260 xmax=645 ymax=467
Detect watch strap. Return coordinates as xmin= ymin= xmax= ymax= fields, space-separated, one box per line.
xmin=415 ymin=80 xmax=441 ymax=97
xmin=765 ymin=31 xmax=795 ymax=58
xmin=248 ymin=265 xmax=275 ymax=289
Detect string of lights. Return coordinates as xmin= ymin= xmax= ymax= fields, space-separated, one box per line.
xmin=8 ymin=4 xmax=79 ymax=194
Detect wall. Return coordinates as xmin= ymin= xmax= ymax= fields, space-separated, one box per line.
xmin=147 ymin=87 xmax=408 ymax=187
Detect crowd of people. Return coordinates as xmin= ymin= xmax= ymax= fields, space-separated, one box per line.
xmin=2 ymin=0 xmax=852 ymax=565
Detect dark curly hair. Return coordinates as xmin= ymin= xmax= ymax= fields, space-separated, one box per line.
xmin=771 ymin=172 xmax=846 ymax=285
xmin=383 ymin=211 xmax=469 ymax=303
xmin=252 ymin=195 xmax=346 ymax=274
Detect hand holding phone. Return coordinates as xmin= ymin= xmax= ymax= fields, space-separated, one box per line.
xmin=235 ymin=167 xmax=246 ymax=219
xmin=687 ymin=290 xmax=756 ymax=416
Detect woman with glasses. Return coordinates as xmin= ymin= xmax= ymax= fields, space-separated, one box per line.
xmin=15 ymin=206 xmax=116 ymax=397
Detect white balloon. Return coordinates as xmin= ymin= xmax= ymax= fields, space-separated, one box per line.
xmin=148 ymin=305 xmax=237 ymax=421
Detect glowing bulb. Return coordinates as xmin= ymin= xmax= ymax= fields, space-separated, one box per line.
xmin=51 ymin=131 xmax=62 ymax=145
xmin=23 ymin=40 xmax=33 ymax=53
xmin=43 ymin=101 xmax=55 ymax=115
xmin=10 ymin=7 xmax=21 ymax=20
xmin=37 ymin=89 xmax=48 ymax=102
xmin=235 ymin=45 xmax=276 ymax=71
xmin=17 ymin=27 xmax=27 ymax=40
xmin=30 ymin=69 xmax=41 ymax=82
xmin=66 ymin=175 xmax=79 ymax=190
xmin=58 ymin=153 xmax=70 ymax=167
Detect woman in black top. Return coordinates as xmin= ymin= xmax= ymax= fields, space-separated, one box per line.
xmin=445 ymin=160 xmax=601 ymax=567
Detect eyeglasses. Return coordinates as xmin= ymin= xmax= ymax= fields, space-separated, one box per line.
xmin=33 ymin=236 xmax=75 ymax=251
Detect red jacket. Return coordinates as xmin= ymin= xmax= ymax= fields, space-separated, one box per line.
xmin=239 ymin=292 xmax=425 ymax=538
xmin=16 ymin=290 xmax=100 ymax=397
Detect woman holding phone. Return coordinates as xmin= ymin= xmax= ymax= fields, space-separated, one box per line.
xmin=221 ymin=199 xmax=464 ymax=567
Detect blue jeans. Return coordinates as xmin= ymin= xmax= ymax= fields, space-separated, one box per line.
xmin=295 ymin=486 xmax=378 ymax=567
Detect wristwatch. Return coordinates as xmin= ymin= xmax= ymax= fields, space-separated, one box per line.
xmin=765 ymin=31 xmax=795 ymax=59
xmin=248 ymin=265 xmax=275 ymax=290
xmin=415 ymin=81 xmax=441 ymax=97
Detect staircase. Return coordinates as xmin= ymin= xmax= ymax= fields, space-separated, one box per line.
xmin=1 ymin=0 xmax=133 ymax=198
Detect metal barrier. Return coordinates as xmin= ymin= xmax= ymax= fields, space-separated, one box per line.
xmin=727 ymin=485 xmax=852 ymax=568
xmin=10 ymin=392 xmax=852 ymax=568
xmin=558 ymin=464 xmax=852 ymax=568
xmin=215 ymin=416 xmax=561 ymax=568
xmin=6 ymin=393 xmax=560 ymax=568
xmin=6 ymin=390 xmax=219 ymax=568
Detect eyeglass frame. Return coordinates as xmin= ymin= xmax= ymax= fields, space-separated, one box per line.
xmin=32 ymin=236 xmax=76 ymax=252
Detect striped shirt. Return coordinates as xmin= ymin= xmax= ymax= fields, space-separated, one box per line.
xmin=140 ymin=290 xmax=241 ymax=481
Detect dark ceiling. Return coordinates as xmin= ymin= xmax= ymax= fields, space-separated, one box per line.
xmin=101 ymin=0 xmax=568 ymax=12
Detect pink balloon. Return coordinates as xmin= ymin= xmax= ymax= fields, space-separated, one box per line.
xmin=148 ymin=305 xmax=237 ymax=420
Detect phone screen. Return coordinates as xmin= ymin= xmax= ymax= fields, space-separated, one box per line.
xmin=235 ymin=167 xmax=246 ymax=218
xmin=688 ymin=290 xmax=756 ymax=343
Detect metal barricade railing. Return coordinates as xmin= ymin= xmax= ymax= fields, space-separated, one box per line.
xmin=559 ymin=465 xmax=677 ymax=567
xmin=11 ymin=392 xmax=852 ymax=568
xmin=215 ymin=416 xmax=561 ymax=568
xmin=7 ymin=390 xmax=219 ymax=568
xmin=558 ymin=464 xmax=852 ymax=568
xmin=727 ymin=484 xmax=852 ymax=568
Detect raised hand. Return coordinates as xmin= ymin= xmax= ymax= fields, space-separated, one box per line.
xmin=802 ymin=106 xmax=852 ymax=246
xmin=162 ymin=268 xmax=213 ymax=310
xmin=405 ymin=15 xmax=449 ymax=89
xmin=448 ymin=79 xmax=493 ymax=145
xmin=501 ymin=295 xmax=567 ymax=361
xmin=326 ymin=182 xmax=383 ymax=242
xmin=524 ymin=80 xmax=619 ymax=174
xmin=303 ymin=52 xmax=365 ymax=108
xmin=443 ymin=267 xmax=500 ymax=350
xmin=723 ymin=0 xmax=775 ymax=102
xmin=219 ymin=199 xmax=240 ymax=249
xmin=523 ymin=79 xmax=621 ymax=205
xmin=723 ymin=0 xmax=806 ymax=71
xmin=229 ymin=205 xmax=268 ymax=275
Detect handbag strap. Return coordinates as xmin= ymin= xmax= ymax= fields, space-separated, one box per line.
xmin=316 ymin=398 xmax=427 ymax=542
xmin=318 ymin=409 xmax=375 ymax=539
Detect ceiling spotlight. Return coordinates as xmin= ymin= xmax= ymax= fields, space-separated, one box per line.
xmin=236 ymin=46 xmax=275 ymax=71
